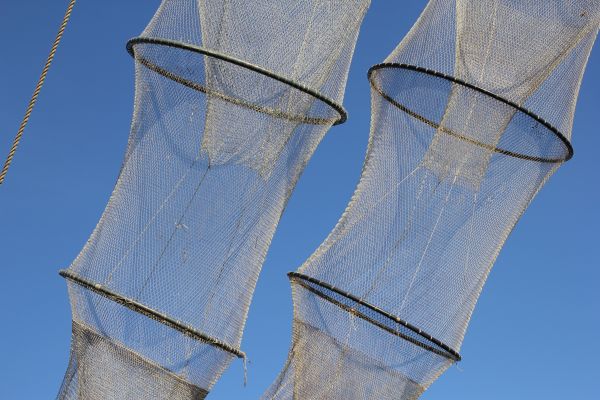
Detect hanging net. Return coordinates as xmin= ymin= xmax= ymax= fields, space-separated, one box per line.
xmin=263 ymin=1 xmax=600 ymax=399
xmin=57 ymin=0 xmax=371 ymax=398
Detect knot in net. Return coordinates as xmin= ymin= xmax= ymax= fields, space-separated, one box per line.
xmin=57 ymin=0 xmax=370 ymax=398
xmin=263 ymin=1 xmax=599 ymax=399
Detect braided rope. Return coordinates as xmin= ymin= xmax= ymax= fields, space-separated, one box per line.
xmin=0 ymin=0 xmax=76 ymax=185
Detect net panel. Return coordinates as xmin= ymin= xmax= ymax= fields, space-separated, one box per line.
xmin=58 ymin=0 xmax=371 ymax=398
xmin=264 ymin=1 xmax=599 ymax=399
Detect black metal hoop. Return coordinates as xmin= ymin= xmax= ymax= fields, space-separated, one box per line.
xmin=60 ymin=270 xmax=245 ymax=359
xmin=368 ymin=63 xmax=573 ymax=163
xmin=126 ymin=37 xmax=347 ymax=126
xmin=289 ymin=272 xmax=461 ymax=362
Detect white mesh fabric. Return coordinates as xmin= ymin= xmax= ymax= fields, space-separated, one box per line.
xmin=58 ymin=0 xmax=370 ymax=398
xmin=264 ymin=1 xmax=599 ymax=399
xmin=389 ymin=0 xmax=600 ymax=139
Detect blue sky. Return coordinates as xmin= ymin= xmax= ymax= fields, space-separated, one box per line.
xmin=1 ymin=1 xmax=599 ymax=399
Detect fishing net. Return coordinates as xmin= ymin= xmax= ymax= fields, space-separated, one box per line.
xmin=263 ymin=1 xmax=600 ymax=399
xmin=57 ymin=0 xmax=370 ymax=398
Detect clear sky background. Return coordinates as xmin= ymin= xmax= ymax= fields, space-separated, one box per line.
xmin=1 ymin=1 xmax=598 ymax=399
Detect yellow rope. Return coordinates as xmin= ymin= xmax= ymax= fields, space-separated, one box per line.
xmin=0 ymin=0 xmax=77 ymax=185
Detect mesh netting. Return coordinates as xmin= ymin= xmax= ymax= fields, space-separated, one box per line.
xmin=264 ymin=2 xmax=599 ymax=399
xmin=58 ymin=0 xmax=370 ymax=398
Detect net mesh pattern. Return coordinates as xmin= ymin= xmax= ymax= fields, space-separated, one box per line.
xmin=264 ymin=2 xmax=599 ymax=399
xmin=58 ymin=0 xmax=370 ymax=398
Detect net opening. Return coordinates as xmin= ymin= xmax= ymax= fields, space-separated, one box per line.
xmin=59 ymin=270 xmax=245 ymax=359
xmin=126 ymin=37 xmax=348 ymax=126
xmin=368 ymin=63 xmax=574 ymax=163
xmin=289 ymin=272 xmax=461 ymax=362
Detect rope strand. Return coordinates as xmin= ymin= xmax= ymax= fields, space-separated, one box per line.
xmin=0 ymin=0 xmax=76 ymax=185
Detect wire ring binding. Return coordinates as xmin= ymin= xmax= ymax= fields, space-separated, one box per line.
xmin=126 ymin=37 xmax=348 ymax=126
xmin=60 ymin=270 xmax=246 ymax=359
xmin=289 ymin=272 xmax=461 ymax=362
xmin=368 ymin=63 xmax=574 ymax=163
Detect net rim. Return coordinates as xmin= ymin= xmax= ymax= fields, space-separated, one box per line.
xmin=60 ymin=269 xmax=246 ymax=359
xmin=126 ymin=37 xmax=348 ymax=126
xmin=288 ymin=272 xmax=461 ymax=362
xmin=368 ymin=63 xmax=574 ymax=163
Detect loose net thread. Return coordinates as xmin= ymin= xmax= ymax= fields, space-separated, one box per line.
xmin=264 ymin=1 xmax=599 ymax=399
xmin=57 ymin=0 xmax=370 ymax=398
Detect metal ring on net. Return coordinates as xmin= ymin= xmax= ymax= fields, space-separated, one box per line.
xmin=59 ymin=270 xmax=246 ymax=359
xmin=368 ymin=63 xmax=574 ymax=163
xmin=288 ymin=272 xmax=462 ymax=362
xmin=126 ymin=37 xmax=348 ymax=126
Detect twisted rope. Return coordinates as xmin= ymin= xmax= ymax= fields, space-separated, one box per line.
xmin=0 ymin=0 xmax=76 ymax=185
